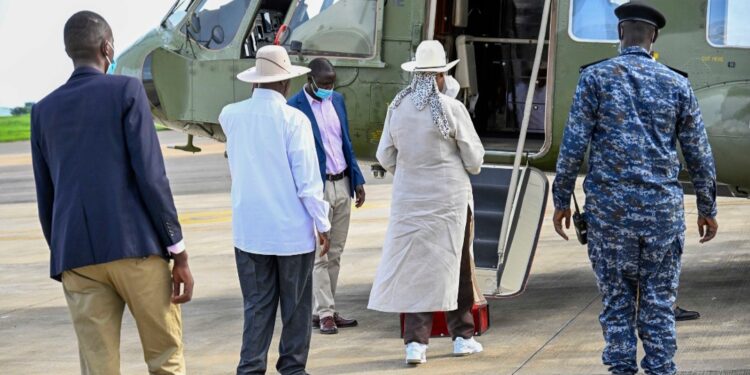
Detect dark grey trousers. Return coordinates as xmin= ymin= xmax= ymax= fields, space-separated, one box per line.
xmin=235 ymin=248 xmax=315 ymax=375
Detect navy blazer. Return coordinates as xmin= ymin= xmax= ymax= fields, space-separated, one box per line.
xmin=287 ymin=90 xmax=365 ymax=197
xmin=31 ymin=67 xmax=182 ymax=281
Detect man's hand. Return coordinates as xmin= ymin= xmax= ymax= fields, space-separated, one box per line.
xmin=697 ymin=216 xmax=718 ymax=243
xmin=553 ymin=208 xmax=572 ymax=241
xmin=318 ymin=231 xmax=331 ymax=256
xmin=355 ymin=185 xmax=366 ymax=208
xmin=171 ymin=252 xmax=194 ymax=304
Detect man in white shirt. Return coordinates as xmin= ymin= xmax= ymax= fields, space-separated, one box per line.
xmin=219 ymin=45 xmax=331 ymax=375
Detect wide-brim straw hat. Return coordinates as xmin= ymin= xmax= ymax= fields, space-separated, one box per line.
xmin=237 ymin=45 xmax=310 ymax=83
xmin=401 ymin=40 xmax=459 ymax=73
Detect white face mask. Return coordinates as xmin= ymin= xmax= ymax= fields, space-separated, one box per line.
xmin=441 ymin=75 xmax=461 ymax=99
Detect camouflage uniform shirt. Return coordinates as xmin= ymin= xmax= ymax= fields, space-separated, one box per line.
xmin=553 ymin=46 xmax=717 ymax=237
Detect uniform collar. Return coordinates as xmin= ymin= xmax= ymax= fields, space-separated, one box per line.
xmin=252 ymin=88 xmax=287 ymax=103
xmin=619 ymin=46 xmax=654 ymax=59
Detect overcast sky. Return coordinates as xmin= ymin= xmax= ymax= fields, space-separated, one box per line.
xmin=0 ymin=0 xmax=176 ymax=108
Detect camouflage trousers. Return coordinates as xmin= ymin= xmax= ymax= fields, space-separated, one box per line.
xmin=587 ymin=228 xmax=684 ymax=375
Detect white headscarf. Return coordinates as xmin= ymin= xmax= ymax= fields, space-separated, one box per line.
xmin=390 ymin=72 xmax=451 ymax=139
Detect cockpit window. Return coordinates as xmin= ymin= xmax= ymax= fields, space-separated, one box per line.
xmin=183 ymin=0 xmax=252 ymax=50
xmin=163 ymin=0 xmax=193 ymax=29
xmin=707 ymin=0 xmax=750 ymax=48
xmin=283 ymin=0 xmax=378 ymax=58
xmin=569 ymin=0 xmax=630 ymax=43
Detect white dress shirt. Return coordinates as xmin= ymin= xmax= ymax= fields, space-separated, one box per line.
xmin=219 ymin=89 xmax=331 ymax=256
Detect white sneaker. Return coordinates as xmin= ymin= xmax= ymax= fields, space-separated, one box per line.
xmin=453 ymin=337 xmax=483 ymax=356
xmin=405 ymin=342 xmax=428 ymax=364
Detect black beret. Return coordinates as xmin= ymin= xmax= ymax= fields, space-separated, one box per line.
xmin=615 ymin=2 xmax=666 ymax=29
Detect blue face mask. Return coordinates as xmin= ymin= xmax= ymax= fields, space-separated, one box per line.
xmin=311 ymin=77 xmax=334 ymax=100
xmin=105 ymin=41 xmax=117 ymax=75
xmin=106 ymin=57 xmax=117 ymax=75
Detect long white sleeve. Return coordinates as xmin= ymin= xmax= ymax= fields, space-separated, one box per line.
xmin=287 ymin=116 xmax=332 ymax=233
xmin=376 ymin=109 xmax=398 ymax=174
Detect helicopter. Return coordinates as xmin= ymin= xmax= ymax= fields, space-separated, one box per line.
xmin=114 ymin=0 xmax=750 ymax=298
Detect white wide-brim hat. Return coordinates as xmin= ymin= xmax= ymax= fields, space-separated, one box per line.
xmin=401 ymin=40 xmax=459 ymax=73
xmin=237 ymin=45 xmax=310 ymax=83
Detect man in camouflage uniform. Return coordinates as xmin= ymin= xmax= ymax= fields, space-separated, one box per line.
xmin=551 ymin=3 xmax=719 ymax=374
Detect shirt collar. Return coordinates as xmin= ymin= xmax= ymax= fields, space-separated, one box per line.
xmin=251 ymin=88 xmax=288 ymax=103
xmin=619 ymin=46 xmax=653 ymax=59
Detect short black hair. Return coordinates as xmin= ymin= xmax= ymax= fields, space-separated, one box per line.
xmin=64 ymin=11 xmax=112 ymax=61
xmin=308 ymin=58 xmax=335 ymax=77
xmin=619 ymin=20 xmax=656 ymax=45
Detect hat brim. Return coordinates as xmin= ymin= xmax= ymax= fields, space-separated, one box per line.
xmin=237 ymin=65 xmax=311 ymax=83
xmin=401 ymin=59 xmax=459 ymax=73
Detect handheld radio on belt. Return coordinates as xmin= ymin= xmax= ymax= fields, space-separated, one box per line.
xmin=572 ymin=194 xmax=588 ymax=245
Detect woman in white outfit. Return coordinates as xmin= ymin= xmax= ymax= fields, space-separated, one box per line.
xmin=367 ymin=40 xmax=486 ymax=365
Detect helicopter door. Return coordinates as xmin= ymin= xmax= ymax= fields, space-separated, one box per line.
xmin=433 ymin=0 xmax=553 ymax=154
xmin=150 ymin=48 xmax=194 ymax=122
xmin=470 ymin=165 xmax=548 ymax=298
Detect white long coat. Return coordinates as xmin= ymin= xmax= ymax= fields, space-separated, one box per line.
xmin=368 ymin=94 xmax=485 ymax=313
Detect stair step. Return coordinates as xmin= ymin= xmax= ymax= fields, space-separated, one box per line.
xmin=470 ymin=167 xmax=515 ymax=270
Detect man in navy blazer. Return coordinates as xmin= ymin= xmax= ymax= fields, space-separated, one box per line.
xmin=287 ymin=58 xmax=366 ymax=334
xmin=31 ymin=11 xmax=193 ymax=374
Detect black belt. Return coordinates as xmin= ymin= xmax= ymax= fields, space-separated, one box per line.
xmin=326 ymin=171 xmax=348 ymax=181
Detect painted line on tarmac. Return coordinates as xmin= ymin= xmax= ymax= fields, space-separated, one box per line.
xmin=0 ymin=153 xmax=31 ymax=167
xmin=180 ymin=209 xmax=232 ymax=225
xmin=179 ymin=201 xmax=391 ymax=225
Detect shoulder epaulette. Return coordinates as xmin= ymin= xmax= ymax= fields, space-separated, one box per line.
xmin=666 ymin=65 xmax=689 ymax=78
xmin=579 ymin=59 xmax=609 ymax=73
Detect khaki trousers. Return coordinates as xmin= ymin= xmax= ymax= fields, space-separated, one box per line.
xmin=314 ymin=176 xmax=352 ymax=318
xmin=62 ymin=256 xmax=184 ymax=375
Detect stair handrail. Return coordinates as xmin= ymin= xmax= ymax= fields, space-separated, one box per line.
xmin=495 ymin=0 xmax=552 ymax=293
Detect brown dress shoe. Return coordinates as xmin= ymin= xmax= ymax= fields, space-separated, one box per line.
xmin=319 ymin=316 xmax=338 ymax=334
xmin=334 ymin=313 xmax=358 ymax=328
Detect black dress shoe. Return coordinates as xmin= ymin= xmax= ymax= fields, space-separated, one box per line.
xmin=333 ymin=313 xmax=358 ymax=328
xmin=675 ymin=306 xmax=701 ymax=321
xmin=320 ymin=316 xmax=338 ymax=334
xmin=312 ymin=315 xmax=320 ymax=328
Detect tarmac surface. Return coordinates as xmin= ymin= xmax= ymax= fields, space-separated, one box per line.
xmin=1 ymin=131 xmax=748 ymax=374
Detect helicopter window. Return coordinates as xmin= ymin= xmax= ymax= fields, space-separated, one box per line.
xmin=183 ymin=0 xmax=252 ymax=50
xmin=241 ymin=0 xmax=291 ymax=58
xmin=707 ymin=0 xmax=750 ymax=48
xmin=163 ymin=0 xmax=193 ymax=29
xmin=282 ymin=0 xmax=378 ymax=58
xmin=568 ymin=0 xmax=629 ymax=43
